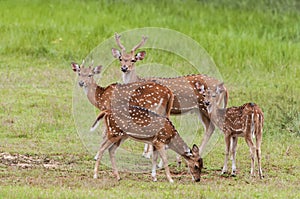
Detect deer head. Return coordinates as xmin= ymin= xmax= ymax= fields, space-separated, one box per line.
xmin=204 ymin=83 xmax=226 ymax=114
xmin=112 ymin=33 xmax=147 ymax=73
xmin=185 ymin=144 xmax=203 ymax=182
xmin=71 ymin=60 xmax=103 ymax=88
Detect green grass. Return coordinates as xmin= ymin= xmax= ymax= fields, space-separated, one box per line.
xmin=1 ymin=0 xmax=300 ymax=198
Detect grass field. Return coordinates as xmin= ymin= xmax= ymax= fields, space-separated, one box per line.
xmin=1 ymin=0 xmax=300 ymax=198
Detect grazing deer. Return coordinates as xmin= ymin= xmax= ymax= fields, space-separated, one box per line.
xmin=71 ymin=61 xmax=203 ymax=182
xmin=204 ymin=83 xmax=264 ymax=179
xmin=111 ymin=33 xmax=229 ymax=157
xmin=91 ymin=107 xmax=203 ymax=183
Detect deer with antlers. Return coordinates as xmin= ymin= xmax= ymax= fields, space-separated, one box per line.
xmin=71 ymin=61 xmax=203 ymax=182
xmin=204 ymin=83 xmax=264 ymax=179
xmin=72 ymin=60 xmax=173 ymax=160
xmin=112 ymin=33 xmax=229 ymax=158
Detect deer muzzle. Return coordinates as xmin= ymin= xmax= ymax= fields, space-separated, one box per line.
xmin=121 ymin=65 xmax=128 ymax=72
xmin=78 ymin=81 xmax=84 ymax=87
xmin=204 ymin=101 xmax=210 ymax=106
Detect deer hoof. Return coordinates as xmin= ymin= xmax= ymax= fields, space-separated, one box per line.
xmin=157 ymin=161 xmax=163 ymax=169
xmin=145 ymin=154 xmax=151 ymax=159
xmin=93 ymin=174 xmax=98 ymax=179
xmin=231 ymin=170 xmax=236 ymax=177
xmin=142 ymin=153 xmax=151 ymax=159
xmin=177 ymin=161 xmax=182 ymax=168
xmin=259 ymin=175 xmax=264 ymax=179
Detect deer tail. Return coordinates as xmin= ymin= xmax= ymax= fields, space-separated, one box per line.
xmin=90 ymin=110 xmax=108 ymax=132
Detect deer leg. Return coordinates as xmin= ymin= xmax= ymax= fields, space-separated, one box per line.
xmin=222 ymin=135 xmax=231 ymax=175
xmin=108 ymin=138 xmax=125 ymax=181
xmin=231 ymin=137 xmax=238 ymax=176
xmin=157 ymin=145 xmax=173 ymax=169
xmin=156 ymin=145 xmax=179 ymax=168
xmin=142 ymin=144 xmax=148 ymax=158
xmin=176 ymin=154 xmax=182 ymax=168
xmin=94 ymin=137 xmax=115 ymax=179
xmin=157 ymin=146 xmax=174 ymax=183
xmin=166 ymin=92 xmax=174 ymax=118
xmin=255 ymin=130 xmax=263 ymax=179
xmin=157 ymin=157 xmax=163 ymax=169
xmin=198 ymin=113 xmax=215 ymax=156
xmin=245 ymin=135 xmax=256 ymax=177
xmin=142 ymin=144 xmax=153 ymax=159
xmin=94 ymin=129 xmax=107 ymax=161
xmin=151 ymin=147 xmax=159 ymax=182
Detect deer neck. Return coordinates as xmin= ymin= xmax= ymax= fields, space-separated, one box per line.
xmin=86 ymin=81 xmax=105 ymax=108
xmin=123 ymin=69 xmax=140 ymax=83
xmin=167 ymin=133 xmax=191 ymax=160
xmin=210 ymin=107 xmax=227 ymax=131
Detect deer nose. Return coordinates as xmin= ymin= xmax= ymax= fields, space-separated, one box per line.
xmin=205 ymin=101 xmax=210 ymax=106
xmin=121 ymin=65 xmax=128 ymax=72
xmin=78 ymin=81 xmax=84 ymax=87
xmin=195 ymin=178 xmax=200 ymax=182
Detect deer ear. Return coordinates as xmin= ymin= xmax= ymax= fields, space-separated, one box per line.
xmin=112 ymin=48 xmax=121 ymax=58
xmin=216 ymin=83 xmax=225 ymax=94
xmin=71 ymin=62 xmax=80 ymax=72
xmin=93 ymin=65 xmax=102 ymax=74
xmin=192 ymin=144 xmax=199 ymax=154
xmin=135 ymin=51 xmax=146 ymax=60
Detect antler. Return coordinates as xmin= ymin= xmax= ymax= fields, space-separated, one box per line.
xmin=131 ymin=36 xmax=148 ymax=54
xmin=89 ymin=60 xmax=94 ymax=68
xmin=80 ymin=60 xmax=85 ymax=68
xmin=115 ymin=32 xmax=126 ymax=54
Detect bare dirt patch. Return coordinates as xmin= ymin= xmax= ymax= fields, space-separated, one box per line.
xmin=0 ymin=152 xmax=60 ymax=169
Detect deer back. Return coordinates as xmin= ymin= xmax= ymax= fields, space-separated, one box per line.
xmin=110 ymin=81 xmax=173 ymax=117
xmin=144 ymin=74 xmax=225 ymax=115
xmin=105 ymin=105 xmax=175 ymax=142
xmin=219 ymin=103 xmax=264 ymax=137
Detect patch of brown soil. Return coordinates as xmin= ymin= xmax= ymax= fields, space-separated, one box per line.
xmin=0 ymin=152 xmax=60 ymax=169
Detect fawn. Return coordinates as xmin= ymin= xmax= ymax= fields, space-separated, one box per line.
xmin=204 ymin=83 xmax=264 ymax=178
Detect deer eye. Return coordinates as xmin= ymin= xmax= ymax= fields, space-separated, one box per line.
xmin=88 ymin=74 xmax=93 ymax=77
xmin=131 ymin=59 xmax=136 ymax=63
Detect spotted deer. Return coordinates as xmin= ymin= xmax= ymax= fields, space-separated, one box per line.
xmin=204 ymin=83 xmax=264 ymax=179
xmin=71 ymin=61 xmax=203 ymax=182
xmin=91 ymin=107 xmax=203 ymax=183
xmin=71 ymin=61 xmax=173 ymax=116
xmin=111 ymin=33 xmax=229 ymax=157
xmin=71 ymin=60 xmax=173 ymax=158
